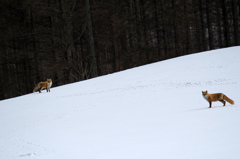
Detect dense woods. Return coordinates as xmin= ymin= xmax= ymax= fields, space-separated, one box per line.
xmin=0 ymin=0 xmax=239 ymax=100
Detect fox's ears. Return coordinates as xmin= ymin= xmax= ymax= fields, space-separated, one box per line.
xmin=202 ymin=90 xmax=208 ymax=93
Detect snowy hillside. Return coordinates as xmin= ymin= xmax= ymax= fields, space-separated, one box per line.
xmin=1 ymin=47 xmax=240 ymax=159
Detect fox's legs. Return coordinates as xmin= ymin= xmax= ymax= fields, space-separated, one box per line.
xmin=220 ymin=100 xmax=226 ymax=106
xmin=209 ymin=102 xmax=212 ymax=108
xmin=39 ymin=87 xmax=43 ymax=93
xmin=46 ymin=87 xmax=50 ymax=92
xmin=38 ymin=87 xmax=51 ymax=93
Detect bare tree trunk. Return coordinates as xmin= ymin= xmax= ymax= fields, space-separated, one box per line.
xmin=160 ymin=0 xmax=168 ymax=58
xmin=84 ymin=0 xmax=98 ymax=78
xmin=29 ymin=7 xmax=40 ymax=82
xmin=59 ymin=0 xmax=76 ymax=82
xmin=172 ymin=0 xmax=179 ymax=56
xmin=221 ymin=0 xmax=230 ymax=46
xmin=112 ymin=0 xmax=120 ymax=72
xmin=199 ymin=0 xmax=208 ymax=50
xmin=217 ymin=2 xmax=223 ymax=48
xmin=232 ymin=0 xmax=239 ymax=45
xmin=193 ymin=0 xmax=203 ymax=51
xmin=153 ymin=0 xmax=160 ymax=59
xmin=206 ymin=1 xmax=213 ymax=49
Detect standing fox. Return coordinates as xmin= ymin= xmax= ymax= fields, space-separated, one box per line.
xmin=202 ymin=90 xmax=234 ymax=108
xmin=33 ymin=79 xmax=52 ymax=93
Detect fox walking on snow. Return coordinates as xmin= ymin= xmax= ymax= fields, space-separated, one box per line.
xmin=202 ymin=91 xmax=234 ymax=108
xmin=33 ymin=79 xmax=52 ymax=93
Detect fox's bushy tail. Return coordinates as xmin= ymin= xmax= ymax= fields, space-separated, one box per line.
xmin=33 ymin=84 xmax=40 ymax=92
xmin=224 ymin=95 xmax=234 ymax=105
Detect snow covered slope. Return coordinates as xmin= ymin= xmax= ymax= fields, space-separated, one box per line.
xmin=1 ymin=47 xmax=240 ymax=159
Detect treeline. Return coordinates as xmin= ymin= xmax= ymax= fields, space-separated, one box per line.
xmin=0 ymin=0 xmax=239 ymax=100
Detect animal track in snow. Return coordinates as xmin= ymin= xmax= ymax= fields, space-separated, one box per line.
xmin=19 ymin=153 xmax=37 ymax=157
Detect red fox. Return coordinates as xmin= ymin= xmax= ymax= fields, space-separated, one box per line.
xmin=33 ymin=79 xmax=52 ymax=93
xmin=202 ymin=90 xmax=234 ymax=108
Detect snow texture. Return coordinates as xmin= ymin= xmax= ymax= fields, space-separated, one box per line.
xmin=0 ymin=46 xmax=240 ymax=159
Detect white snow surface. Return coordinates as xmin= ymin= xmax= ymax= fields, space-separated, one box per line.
xmin=1 ymin=47 xmax=240 ymax=159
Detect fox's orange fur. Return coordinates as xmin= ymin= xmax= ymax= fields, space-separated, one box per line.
xmin=33 ymin=79 xmax=52 ymax=93
xmin=202 ymin=90 xmax=234 ymax=108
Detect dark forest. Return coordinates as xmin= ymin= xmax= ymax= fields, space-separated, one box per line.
xmin=0 ymin=0 xmax=239 ymax=100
